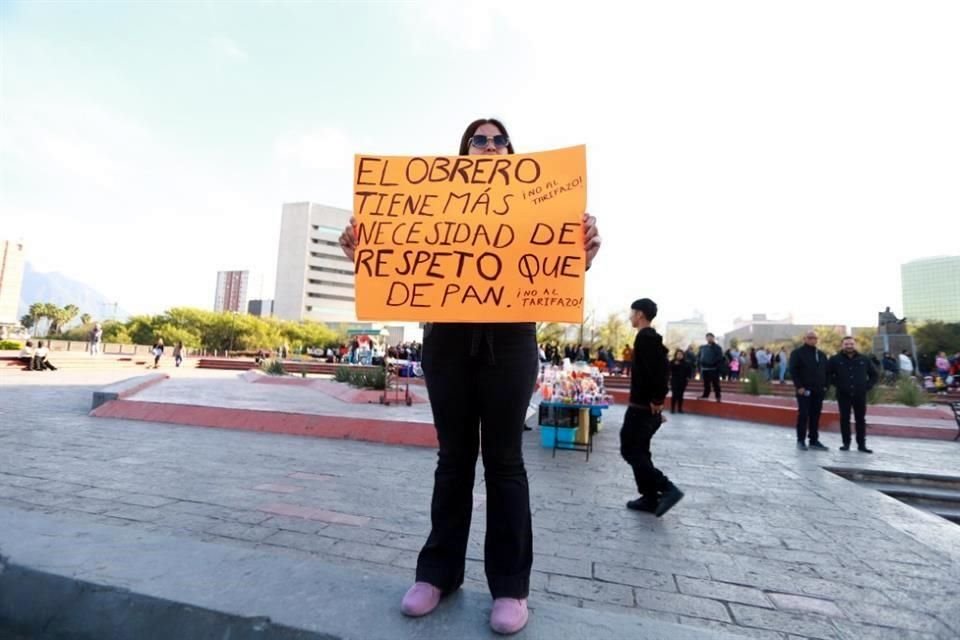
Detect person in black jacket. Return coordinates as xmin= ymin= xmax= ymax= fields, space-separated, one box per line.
xmin=698 ymin=333 xmax=724 ymax=401
xmin=788 ymin=331 xmax=829 ymax=451
xmin=669 ymin=349 xmax=692 ymax=414
xmin=340 ymin=117 xmax=603 ymax=635
xmin=622 ymin=298 xmax=684 ymax=517
xmin=828 ymin=337 xmax=879 ymax=453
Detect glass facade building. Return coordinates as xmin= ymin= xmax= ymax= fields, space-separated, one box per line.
xmin=901 ymin=256 xmax=960 ymax=323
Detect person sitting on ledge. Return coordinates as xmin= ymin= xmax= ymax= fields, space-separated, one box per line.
xmin=34 ymin=341 xmax=58 ymax=371
xmin=18 ymin=340 xmax=37 ymax=370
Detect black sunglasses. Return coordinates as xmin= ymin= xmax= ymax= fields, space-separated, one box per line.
xmin=469 ymin=134 xmax=510 ymax=149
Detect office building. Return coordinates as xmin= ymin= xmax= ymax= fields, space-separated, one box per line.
xmin=664 ymin=314 xmax=709 ymax=349
xmin=247 ymin=299 xmax=274 ymax=317
xmin=274 ymin=202 xmax=356 ymax=323
xmin=214 ymin=270 xmax=249 ymax=313
xmin=723 ymin=313 xmax=832 ymax=347
xmin=901 ymin=256 xmax=960 ymax=323
xmin=0 ymin=240 xmax=26 ymax=326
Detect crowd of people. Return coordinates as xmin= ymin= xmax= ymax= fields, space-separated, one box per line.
xmin=302 ymin=340 xmax=423 ymax=366
xmin=539 ymin=342 xmax=632 ymax=373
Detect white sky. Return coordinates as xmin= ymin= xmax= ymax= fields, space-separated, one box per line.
xmin=1 ymin=1 xmax=958 ymax=332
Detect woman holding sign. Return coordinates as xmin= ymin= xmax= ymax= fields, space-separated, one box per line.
xmin=340 ymin=118 xmax=600 ymax=635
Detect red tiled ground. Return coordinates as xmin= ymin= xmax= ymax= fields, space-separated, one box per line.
xmin=90 ymin=400 xmax=439 ymax=448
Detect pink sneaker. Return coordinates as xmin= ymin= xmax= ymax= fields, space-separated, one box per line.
xmin=490 ymin=598 xmax=529 ymax=635
xmin=400 ymin=582 xmax=442 ymax=617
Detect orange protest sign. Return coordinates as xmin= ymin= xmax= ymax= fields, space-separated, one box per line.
xmin=352 ymin=145 xmax=587 ymax=323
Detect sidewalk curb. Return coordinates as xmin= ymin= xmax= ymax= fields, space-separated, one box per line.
xmin=91 ymin=373 xmax=169 ymax=411
xmin=0 ymin=506 xmax=743 ymax=640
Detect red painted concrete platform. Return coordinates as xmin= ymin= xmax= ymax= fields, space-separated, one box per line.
xmin=609 ymin=390 xmax=958 ymax=441
xmin=90 ymin=400 xmax=439 ymax=448
xmin=250 ymin=376 xmax=429 ymax=404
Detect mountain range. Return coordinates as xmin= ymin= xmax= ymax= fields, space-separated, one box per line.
xmin=18 ymin=262 xmax=130 ymax=323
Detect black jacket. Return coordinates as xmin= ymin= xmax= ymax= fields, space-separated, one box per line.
xmin=828 ymin=351 xmax=879 ymax=397
xmin=789 ymin=344 xmax=828 ymax=392
xmin=630 ymin=328 xmax=669 ymax=406
xmin=698 ymin=343 xmax=725 ymax=370
xmin=670 ymin=360 xmax=692 ymax=387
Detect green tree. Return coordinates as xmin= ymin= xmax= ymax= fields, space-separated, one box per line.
xmin=794 ymin=326 xmax=845 ymax=355
xmin=911 ymin=322 xmax=960 ymax=356
xmin=80 ymin=313 xmax=92 ymax=326
xmin=101 ymin=321 xmax=132 ymax=344
xmin=536 ymin=322 xmax=566 ymax=345
xmin=61 ymin=304 xmax=80 ymax=331
xmin=854 ymin=328 xmax=876 ymax=355
xmin=20 ymin=314 xmax=34 ymax=333
xmin=598 ymin=312 xmax=631 ymax=354
xmin=26 ymin=303 xmax=45 ymax=336
xmin=43 ymin=303 xmax=65 ymax=335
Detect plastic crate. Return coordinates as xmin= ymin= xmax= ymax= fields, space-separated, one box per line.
xmin=556 ymin=426 xmax=577 ymax=448
xmin=540 ymin=425 xmax=557 ymax=448
xmin=540 ymin=425 xmax=577 ymax=448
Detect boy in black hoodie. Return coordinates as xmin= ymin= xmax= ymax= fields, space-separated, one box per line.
xmin=621 ymin=298 xmax=684 ymax=517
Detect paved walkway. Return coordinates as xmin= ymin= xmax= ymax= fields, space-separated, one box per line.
xmin=1 ymin=371 xmax=959 ymax=639
xmin=129 ymin=372 xmax=438 ymax=423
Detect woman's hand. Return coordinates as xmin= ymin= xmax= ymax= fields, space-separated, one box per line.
xmin=339 ymin=216 xmax=357 ymax=262
xmin=584 ymin=212 xmax=601 ymax=270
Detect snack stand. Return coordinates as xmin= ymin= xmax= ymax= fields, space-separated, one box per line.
xmin=536 ymin=363 xmax=612 ymax=461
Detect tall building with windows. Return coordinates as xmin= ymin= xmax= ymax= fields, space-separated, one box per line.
xmin=273 ymin=203 xmax=356 ymax=322
xmin=0 ymin=240 xmax=26 ymax=326
xmin=214 ymin=270 xmax=249 ymax=313
xmin=664 ymin=314 xmax=709 ymax=350
xmin=901 ymin=256 xmax=960 ymax=323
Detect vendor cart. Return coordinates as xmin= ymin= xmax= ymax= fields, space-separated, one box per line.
xmin=381 ymin=363 xmax=413 ymax=406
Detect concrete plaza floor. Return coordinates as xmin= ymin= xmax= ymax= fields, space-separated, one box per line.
xmin=1 ymin=370 xmax=958 ymax=639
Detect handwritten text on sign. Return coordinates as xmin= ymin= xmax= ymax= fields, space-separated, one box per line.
xmin=353 ymin=145 xmax=587 ymax=323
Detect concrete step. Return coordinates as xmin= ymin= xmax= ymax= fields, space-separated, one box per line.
xmin=825 ymin=468 xmax=960 ymax=525
xmin=0 ymin=505 xmax=744 ymax=640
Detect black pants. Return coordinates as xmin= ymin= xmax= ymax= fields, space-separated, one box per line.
xmin=701 ymin=369 xmax=721 ymax=399
xmin=670 ymin=380 xmax=687 ymax=413
xmin=416 ymin=324 xmax=538 ymax=599
xmin=837 ymin=393 xmax=867 ymax=447
xmin=620 ymin=407 xmax=671 ymax=500
xmin=796 ymin=391 xmax=824 ymax=443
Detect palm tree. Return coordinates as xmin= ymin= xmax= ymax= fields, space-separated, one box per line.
xmin=61 ymin=304 xmax=80 ymax=332
xmin=43 ymin=303 xmax=63 ymax=335
xmin=20 ymin=314 xmax=35 ymax=334
xmin=28 ymin=302 xmax=45 ymax=336
xmin=80 ymin=313 xmax=92 ymax=326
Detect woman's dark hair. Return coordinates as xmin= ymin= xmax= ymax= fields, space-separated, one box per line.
xmin=673 ymin=349 xmax=686 ymax=361
xmin=459 ymin=118 xmax=515 ymax=155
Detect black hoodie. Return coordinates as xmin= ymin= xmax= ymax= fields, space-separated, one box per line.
xmin=630 ymin=327 xmax=669 ymax=406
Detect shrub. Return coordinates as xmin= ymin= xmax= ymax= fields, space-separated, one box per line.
xmin=893 ymin=376 xmax=925 ymax=407
xmin=0 ymin=340 xmax=22 ymax=350
xmin=741 ymin=373 xmax=771 ymax=396
xmin=363 ymin=367 xmax=387 ymax=391
xmin=866 ymin=384 xmax=884 ymax=405
xmin=263 ymin=359 xmax=286 ymax=376
xmin=336 ymin=367 xmax=387 ymax=390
